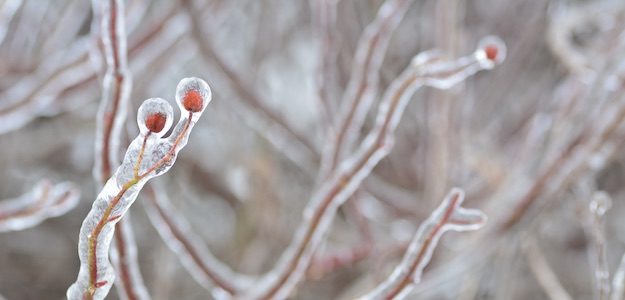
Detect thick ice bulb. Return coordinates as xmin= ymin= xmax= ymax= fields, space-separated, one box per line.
xmin=475 ymin=35 xmax=506 ymax=69
xmin=176 ymin=77 xmax=212 ymax=115
xmin=137 ymin=98 xmax=174 ymax=137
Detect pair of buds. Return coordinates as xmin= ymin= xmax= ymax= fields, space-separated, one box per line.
xmin=137 ymin=78 xmax=211 ymax=136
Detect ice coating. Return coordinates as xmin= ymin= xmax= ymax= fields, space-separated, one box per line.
xmin=176 ymin=77 xmax=212 ymax=119
xmin=143 ymin=184 xmax=252 ymax=295
xmin=321 ymin=0 xmax=416 ymax=177
xmin=137 ymin=98 xmax=174 ymax=137
xmin=476 ymin=35 xmax=507 ymax=68
xmin=590 ymin=191 xmax=612 ymax=216
xmin=0 ymin=180 xmax=80 ymax=232
xmin=244 ymin=38 xmax=504 ymax=300
xmin=110 ymin=215 xmax=150 ymax=300
xmin=67 ymin=77 xmax=211 ymax=300
xmin=359 ymin=189 xmax=487 ymax=300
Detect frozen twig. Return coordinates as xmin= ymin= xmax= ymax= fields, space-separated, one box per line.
xmin=499 ymin=62 xmax=625 ymax=231
xmin=0 ymin=41 xmax=94 ymax=135
xmin=90 ymin=1 xmax=149 ymax=299
xmin=67 ymin=78 xmax=211 ymax=300
xmin=143 ymin=184 xmax=250 ymax=296
xmin=181 ymin=0 xmax=318 ymax=169
xmin=588 ymin=191 xmax=612 ymax=300
xmin=0 ymin=3 xmax=185 ymax=136
xmin=359 ymin=188 xmax=486 ymax=300
xmin=0 ymin=0 xmax=22 ymax=46
xmin=321 ymin=0 xmax=416 ymax=177
xmin=522 ymin=236 xmax=573 ymax=300
xmin=111 ymin=216 xmax=150 ymax=300
xmin=242 ymin=37 xmax=505 ymax=300
xmin=0 ymin=179 xmax=80 ymax=232
xmin=92 ymin=0 xmax=132 ymax=184
xmin=612 ymin=251 xmax=625 ymax=300
xmin=310 ymin=0 xmax=338 ymax=126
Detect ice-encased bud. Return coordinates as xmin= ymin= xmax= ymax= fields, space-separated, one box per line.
xmin=137 ymin=98 xmax=174 ymax=137
xmin=475 ymin=35 xmax=506 ymax=69
xmin=176 ymin=77 xmax=212 ymax=114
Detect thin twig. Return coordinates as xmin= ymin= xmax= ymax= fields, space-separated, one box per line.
xmin=0 ymin=180 xmax=80 ymax=232
xmin=321 ymin=0 xmax=415 ymax=177
xmin=522 ymin=236 xmax=573 ymax=300
xmin=244 ymin=40 xmax=503 ymax=300
xmin=143 ymin=183 xmax=250 ymax=295
xmin=359 ymin=188 xmax=486 ymax=300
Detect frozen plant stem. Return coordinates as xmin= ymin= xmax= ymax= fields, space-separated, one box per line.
xmin=589 ymin=191 xmax=612 ymax=300
xmin=360 ymin=188 xmax=486 ymax=300
xmin=90 ymin=0 xmax=149 ymax=298
xmin=612 ymin=251 xmax=625 ymax=300
xmin=143 ymin=184 xmax=250 ymax=295
xmin=322 ymin=0 xmax=415 ymax=177
xmin=67 ymin=78 xmax=211 ymax=300
xmin=0 ymin=180 xmax=80 ymax=232
xmin=245 ymin=37 xmax=505 ymax=300
xmin=93 ymin=0 xmax=132 ymax=184
xmin=523 ymin=236 xmax=573 ymax=300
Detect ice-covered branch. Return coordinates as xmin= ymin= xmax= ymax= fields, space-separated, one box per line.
xmin=67 ymin=78 xmax=211 ymax=300
xmin=612 ymin=251 xmax=625 ymax=300
xmin=0 ymin=4 xmax=186 ymax=136
xmin=310 ymin=0 xmax=338 ymax=126
xmin=523 ymin=236 xmax=573 ymax=300
xmin=0 ymin=0 xmax=22 ymax=46
xmin=321 ymin=0 xmax=416 ymax=176
xmin=359 ymin=188 xmax=486 ymax=300
xmin=111 ymin=216 xmax=150 ymax=300
xmin=588 ymin=191 xmax=612 ymax=300
xmin=243 ymin=37 xmax=505 ymax=300
xmin=0 ymin=41 xmax=94 ymax=135
xmin=500 ymin=63 xmax=625 ymax=231
xmin=90 ymin=1 xmax=150 ymax=299
xmin=0 ymin=180 xmax=80 ymax=232
xmin=93 ymin=0 xmax=132 ymax=183
xmin=143 ymin=184 xmax=251 ymax=296
xmin=181 ymin=0 xmax=318 ymax=171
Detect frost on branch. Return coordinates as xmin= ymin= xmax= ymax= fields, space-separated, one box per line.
xmin=0 ymin=180 xmax=80 ymax=232
xmin=360 ymin=188 xmax=487 ymax=300
xmin=67 ymin=78 xmax=211 ymax=300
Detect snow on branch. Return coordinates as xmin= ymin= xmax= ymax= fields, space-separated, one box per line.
xmin=66 ymin=77 xmax=211 ymax=300
xmin=0 ymin=179 xmax=80 ymax=232
xmin=359 ymin=188 xmax=486 ymax=300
